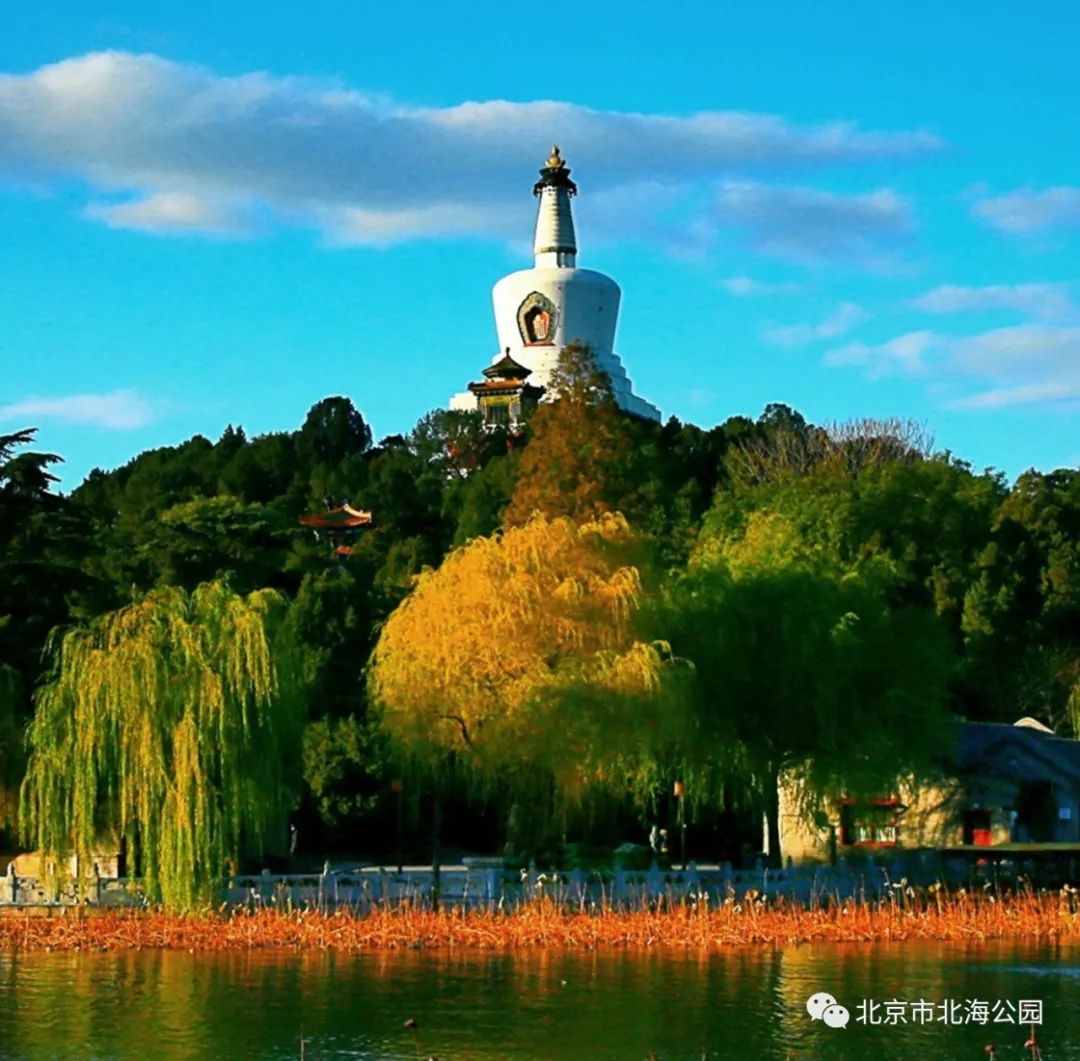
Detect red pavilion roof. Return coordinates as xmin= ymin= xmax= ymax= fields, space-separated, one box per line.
xmin=299 ymin=504 xmax=374 ymax=530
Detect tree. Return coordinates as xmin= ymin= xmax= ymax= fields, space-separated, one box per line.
xmin=284 ymin=565 xmax=394 ymax=844
xmin=20 ymin=582 xmax=303 ymax=909
xmin=614 ymin=416 xmax=732 ymax=566
xmin=963 ymin=469 xmax=1080 ymax=731
xmin=368 ymin=513 xmax=684 ymax=803
xmin=1 ymin=430 xmax=66 ymax=670
xmin=0 ymin=664 xmax=23 ymax=833
xmin=725 ymin=415 xmax=930 ymax=489
xmin=297 ymin=396 xmax=372 ymax=466
xmin=503 ymin=344 xmax=634 ymax=527
xmin=687 ymin=442 xmax=985 ymax=862
xmin=705 ymin=440 xmax=1004 ymax=631
xmin=1 ymin=428 xmax=61 ymax=505
xmin=410 ymin=408 xmax=505 ymax=480
xmin=216 ymin=431 xmax=297 ymax=504
xmin=301 ymin=715 xmax=390 ymax=837
xmin=0 ymin=429 xmax=86 ymax=816
xmin=662 ymin=536 xmax=955 ymax=865
xmin=447 ymin=450 xmax=521 ymax=544
xmin=136 ymin=495 xmax=293 ymax=594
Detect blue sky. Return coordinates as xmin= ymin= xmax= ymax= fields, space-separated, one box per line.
xmin=3 ymin=1 xmax=1079 ymax=488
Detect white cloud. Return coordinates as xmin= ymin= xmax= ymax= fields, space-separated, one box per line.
xmin=0 ymin=51 xmax=939 ymax=246
xmin=714 ymin=182 xmax=912 ymax=265
xmin=825 ymin=330 xmax=931 ymax=375
xmin=325 ymin=201 xmax=518 ymax=246
xmin=763 ymin=301 xmax=870 ymax=347
xmin=0 ymin=389 xmax=155 ymax=429
xmin=913 ymin=283 xmax=1077 ymax=322
xmin=826 ymin=324 xmax=1080 ymax=410
xmin=973 ymin=186 xmax=1080 ymax=235
xmin=720 ymin=275 xmax=804 ymax=296
xmin=948 ymin=380 xmax=1080 ymax=410
xmin=84 ymin=191 xmax=250 ymax=236
xmin=949 ymin=324 xmax=1080 ymax=379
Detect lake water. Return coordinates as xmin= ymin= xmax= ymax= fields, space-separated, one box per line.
xmin=0 ymin=941 xmax=1077 ymax=1058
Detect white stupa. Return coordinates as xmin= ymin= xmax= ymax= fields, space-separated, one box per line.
xmin=451 ymin=147 xmax=660 ymax=421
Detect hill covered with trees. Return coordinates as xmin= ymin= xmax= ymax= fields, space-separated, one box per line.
xmin=3 ymin=351 xmax=1078 ymax=894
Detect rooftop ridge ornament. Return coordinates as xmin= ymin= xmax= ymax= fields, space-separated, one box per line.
xmin=545 ymin=145 xmax=565 ymax=169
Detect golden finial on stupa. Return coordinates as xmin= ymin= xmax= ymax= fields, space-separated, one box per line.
xmin=545 ymin=145 xmax=565 ymax=169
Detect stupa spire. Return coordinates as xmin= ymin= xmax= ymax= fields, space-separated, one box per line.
xmin=532 ymin=145 xmax=577 ymax=267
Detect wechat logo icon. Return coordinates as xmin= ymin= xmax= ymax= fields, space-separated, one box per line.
xmin=807 ymin=991 xmax=850 ymax=1029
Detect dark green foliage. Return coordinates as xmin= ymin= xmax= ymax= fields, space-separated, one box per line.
xmin=0 ymin=431 xmax=90 ymax=836
xmin=137 ymin=496 xmax=293 ymax=594
xmin=0 ymin=429 xmax=61 ymax=501
xmin=297 ymin=396 xmax=373 ymax=466
xmin=301 ymin=715 xmax=391 ymax=833
xmin=660 ymin=561 xmax=955 ymax=864
xmin=963 ymin=469 xmax=1080 ymax=729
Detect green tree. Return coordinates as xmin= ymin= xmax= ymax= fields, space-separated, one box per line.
xmin=0 ymin=429 xmax=85 ymax=835
xmin=963 ymin=469 xmax=1080 ymax=731
xmin=662 ymin=539 xmax=955 ymax=865
xmin=136 ymin=495 xmax=293 ymax=594
xmin=616 ymin=416 xmax=733 ymax=566
xmin=285 ymin=565 xmax=392 ymax=842
xmin=20 ymin=581 xmax=304 ymax=909
xmin=410 ymin=408 xmax=505 ymax=480
xmin=447 ymin=449 xmax=521 ymax=544
xmin=301 ymin=715 xmax=390 ymax=834
xmin=217 ymin=430 xmax=297 ymax=503
xmin=684 ymin=437 xmax=975 ymax=864
xmin=0 ymin=428 xmax=61 ymax=503
xmin=0 ymin=664 xmax=23 ymax=831
xmin=296 ymin=396 xmax=372 ymax=466
xmin=706 ymin=428 xmax=1004 ymax=635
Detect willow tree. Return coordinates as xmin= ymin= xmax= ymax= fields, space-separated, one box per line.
xmin=20 ymin=581 xmax=303 ymax=909
xmin=369 ymin=514 xmax=686 ymax=816
xmin=665 ymin=509 xmax=956 ymax=866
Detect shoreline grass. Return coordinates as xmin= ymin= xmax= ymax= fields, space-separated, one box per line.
xmin=2 ymin=888 xmax=1079 ymax=952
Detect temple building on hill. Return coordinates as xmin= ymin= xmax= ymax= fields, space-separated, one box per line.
xmin=450 ymin=147 xmax=660 ymax=422
xmin=467 ymin=350 xmax=545 ymax=429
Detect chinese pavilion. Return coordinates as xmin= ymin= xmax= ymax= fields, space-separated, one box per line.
xmin=298 ymin=503 xmax=373 ymax=558
xmin=466 ymin=348 xmax=545 ymax=429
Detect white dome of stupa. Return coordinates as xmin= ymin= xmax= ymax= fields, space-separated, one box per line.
xmin=451 ymin=147 xmax=660 ymax=421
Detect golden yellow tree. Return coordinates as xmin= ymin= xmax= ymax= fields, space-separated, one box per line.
xmin=368 ymin=513 xmax=684 ymax=801
xmin=503 ymin=343 xmax=633 ymax=527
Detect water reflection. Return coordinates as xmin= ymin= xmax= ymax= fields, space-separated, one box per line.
xmin=0 ymin=941 xmax=1076 ymax=1059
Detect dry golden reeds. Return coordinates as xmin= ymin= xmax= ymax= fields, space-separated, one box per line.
xmin=1 ymin=886 xmax=1078 ymax=952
